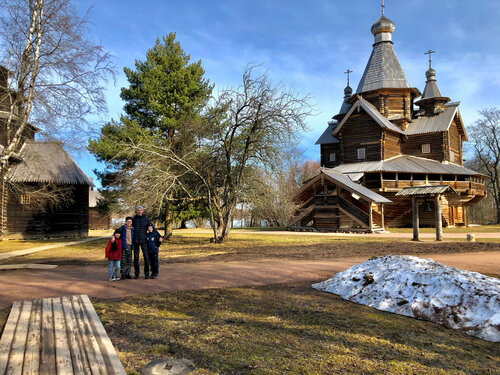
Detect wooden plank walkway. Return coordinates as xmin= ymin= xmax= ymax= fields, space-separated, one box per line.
xmin=0 ymin=294 xmax=125 ymax=375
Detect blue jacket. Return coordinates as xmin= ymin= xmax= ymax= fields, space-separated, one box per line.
xmin=146 ymin=229 xmax=162 ymax=254
xmin=119 ymin=225 xmax=134 ymax=249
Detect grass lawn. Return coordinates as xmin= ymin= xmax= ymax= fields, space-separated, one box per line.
xmin=230 ymin=224 xmax=500 ymax=234
xmin=0 ymin=232 xmax=498 ymax=267
xmin=95 ymin=283 xmax=500 ymax=374
xmin=0 ymin=229 xmax=112 ymax=254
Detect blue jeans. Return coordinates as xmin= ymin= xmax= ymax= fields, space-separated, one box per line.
xmin=108 ymin=260 xmax=120 ymax=277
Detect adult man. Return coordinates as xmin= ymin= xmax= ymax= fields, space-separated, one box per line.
xmin=132 ymin=206 xmax=152 ymax=279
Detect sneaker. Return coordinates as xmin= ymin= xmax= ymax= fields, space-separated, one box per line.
xmin=151 ymin=274 xmax=158 ymax=279
xmin=144 ymin=275 xmax=150 ymax=279
xmin=126 ymin=274 xmax=132 ymax=279
xmin=109 ymin=277 xmax=114 ymax=281
xmin=134 ymin=275 xmax=139 ymax=279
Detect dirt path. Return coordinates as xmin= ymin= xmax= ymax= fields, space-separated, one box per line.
xmin=0 ymin=251 xmax=498 ymax=310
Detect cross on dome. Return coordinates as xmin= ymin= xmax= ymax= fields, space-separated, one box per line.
xmin=425 ymin=49 xmax=436 ymax=69
xmin=344 ymin=69 xmax=353 ymax=87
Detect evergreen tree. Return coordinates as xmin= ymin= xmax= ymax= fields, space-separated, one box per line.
xmin=89 ymin=33 xmax=212 ymax=236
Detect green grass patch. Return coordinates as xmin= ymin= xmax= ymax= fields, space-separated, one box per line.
xmin=95 ymin=284 xmax=500 ymax=374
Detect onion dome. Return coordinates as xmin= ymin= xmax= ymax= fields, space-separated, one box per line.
xmin=371 ymin=15 xmax=396 ymax=40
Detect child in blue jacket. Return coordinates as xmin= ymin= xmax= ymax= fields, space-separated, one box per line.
xmin=146 ymin=224 xmax=163 ymax=279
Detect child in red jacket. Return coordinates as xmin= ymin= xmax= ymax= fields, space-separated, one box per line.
xmin=105 ymin=229 xmax=122 ymax=281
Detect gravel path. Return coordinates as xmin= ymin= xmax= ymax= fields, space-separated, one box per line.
xmin=0 ymin=251 xmax=498 ymax=310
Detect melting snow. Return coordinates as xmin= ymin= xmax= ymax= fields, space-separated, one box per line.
xmin=312 ymin=255 xmax=500 ymax=342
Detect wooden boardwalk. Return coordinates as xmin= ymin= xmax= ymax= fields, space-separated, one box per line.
xmin=0 ymin=294 xmax=125 ymax=375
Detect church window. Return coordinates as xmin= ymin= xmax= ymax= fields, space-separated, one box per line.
xmin=357 ymin=148 xmax=366 ymax=159
xmin=20 ymin=195 xmax=31 ymax=205
xmin=329 ymin=153 xmax=336 ymax=162
xmin=421 ymin=143 xmax=431 ymax=154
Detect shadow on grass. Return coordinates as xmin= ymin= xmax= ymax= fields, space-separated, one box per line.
xmin=95 ymin=284 xmax=500 ymax=374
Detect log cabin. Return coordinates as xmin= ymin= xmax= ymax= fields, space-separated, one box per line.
xmin=0 ymin=68 xmax=92 ymax=239
xmin=290 ymin=11 xmax=487 ymax=232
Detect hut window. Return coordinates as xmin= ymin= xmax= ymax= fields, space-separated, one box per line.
xmin=357 ymin=148 xmax=366 ymax=159
xmin=421 ymin=143 xmax=431 ymax=154
xmin=20 ymin=195 xmax=30 ymax=205
xmin=329 ymin=153 xmax=336 ymax=162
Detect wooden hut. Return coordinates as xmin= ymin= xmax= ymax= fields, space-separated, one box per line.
xmin=0 ymin=141 xmax=92 ymax=239
xmin=290 ymin=11 xmax=486 ymax=232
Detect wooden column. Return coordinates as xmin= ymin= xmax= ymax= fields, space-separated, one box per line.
xmin=369 ymin=203 xmax=373 ymax=231
xmin=380 ymin=204 xmax=385 ymax=231
xmin=435 ymin=194 xmax=443 ymax=241
xmin=412 ymin=196 xmax=419 ymax=241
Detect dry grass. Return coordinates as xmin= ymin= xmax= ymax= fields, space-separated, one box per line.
xmin=0 ymin=232 xmax=499 ymax=267
xmin=0 ymin=232 xmax=498 ymax=267
xmin=95 ymin=283 xmax=500 ymax=374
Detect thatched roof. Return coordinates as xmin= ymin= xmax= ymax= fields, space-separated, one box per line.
xmin=9 ymin=141 xmax=92 ymax=185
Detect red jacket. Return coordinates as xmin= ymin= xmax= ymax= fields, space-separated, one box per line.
xmin=105 ymin=238 xmax=122 ymax=260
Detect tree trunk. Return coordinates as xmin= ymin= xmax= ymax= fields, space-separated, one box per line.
xmin=164 ymin=203 xmax=173 ymax=239
xmin=179 ymin=219 xmax=187 ymax=229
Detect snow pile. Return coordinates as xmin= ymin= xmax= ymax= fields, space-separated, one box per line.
xmin=312 ymin=255 xmax=500 ymax=342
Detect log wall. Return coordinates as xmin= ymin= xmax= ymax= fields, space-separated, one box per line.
xmin=401 ymin=133 xmax=445 ymax=162
xmin=339 ymin=111 xmax=382 ymax=163
xmin=3 ymin=183 xmax=89 ymax=239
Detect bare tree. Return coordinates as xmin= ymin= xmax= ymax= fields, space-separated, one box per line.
xmin=248 ymin=149 xmax=320 ymax=227
xmin=0 ymin=0 xmax=115 ymax=176
xmin=468 ymin=108 xmax=500 ymax=223
xmin=108 ymin=66 xmax=314 ymax=242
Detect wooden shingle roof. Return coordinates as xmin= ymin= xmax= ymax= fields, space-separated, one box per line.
xmin=9 ymin=141 xmax=92 ymax=185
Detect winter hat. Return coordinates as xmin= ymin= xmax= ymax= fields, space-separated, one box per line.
xmin=125 ymin=216 xmax=133 ymax=221
xmin=114 ymin=229 xmax=121 ymax=235
xmin=135 ymin=206 xmax=143 ymax=213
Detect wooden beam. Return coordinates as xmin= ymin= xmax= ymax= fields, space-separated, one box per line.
xmin=369 ymin=204 xmax=373 ymax=231
xmin=412 ymin=196 xmax=419 ymax=241
xmin=381 ymin=204 xmax=385 ymax=231
xmin=435 ymin=194 xmax=443 ymax=241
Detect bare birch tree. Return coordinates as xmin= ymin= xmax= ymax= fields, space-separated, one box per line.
xmin=0 ymin=0 xmax=114 ymax=176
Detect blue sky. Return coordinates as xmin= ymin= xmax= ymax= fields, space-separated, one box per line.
xmin=74 ymin=0 xmax=500 ymax=187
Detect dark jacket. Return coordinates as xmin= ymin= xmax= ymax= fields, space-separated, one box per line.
xmin=105 ymin=238 xmax=122 ymax=260
xmin=132 ymin=214 xmax=151 ymax=244
xmin=119 ymin=225 xmax=134 ymax=249
xmin=146 ymin=229 xmax=162 ymax=254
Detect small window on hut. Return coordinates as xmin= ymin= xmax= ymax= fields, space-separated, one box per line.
xmin=357 ymin=148 xmax=366 ymax=159
xmin=329 ymin=153 xmax=336 ymax=162
xmin=20 ymin=195 xmax=30 ymax=205
xmin=421 ymin=143 xmax=431 ymax=154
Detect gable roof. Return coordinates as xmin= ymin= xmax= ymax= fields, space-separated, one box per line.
xmin=296 ymin=169 xmax=392 ymax=203
xmin=333 ymin=96 xmax=405 ymax=136
xmin=356 ymin=41 xmax=410 ymax=93
xmin=406 ymin=102 xmax=467 ymax=140
xmin=9 ymin=141 xmax=93 ymax=185
xmin=315 ymin=121 xmax=339 ymax=145
xmin=322 ymin=169 xmax=392 ymax=203
xmin=329 ymin=155 xmax=485 ymax=176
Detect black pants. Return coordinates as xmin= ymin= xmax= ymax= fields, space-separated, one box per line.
xmin=134 ymin=242 xmax=151 ymax=277
xmin=149 ymin=251 xmax=159 ymax=276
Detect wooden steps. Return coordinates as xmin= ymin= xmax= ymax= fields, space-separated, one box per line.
xmin=0 ymin=294 xmax=125 ymax=375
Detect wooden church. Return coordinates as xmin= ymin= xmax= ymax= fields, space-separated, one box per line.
xmin=0 ymin=68 xmax=92 ymax=239
xmin=289 ymin=10 xmax=486 ymax=233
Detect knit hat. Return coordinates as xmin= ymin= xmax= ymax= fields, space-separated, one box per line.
xmin=135 ymin=206 xmax=143 ymax=213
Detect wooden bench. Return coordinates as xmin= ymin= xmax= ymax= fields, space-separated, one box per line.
xmin=0 ymin=294 xmax=125 ymax=374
